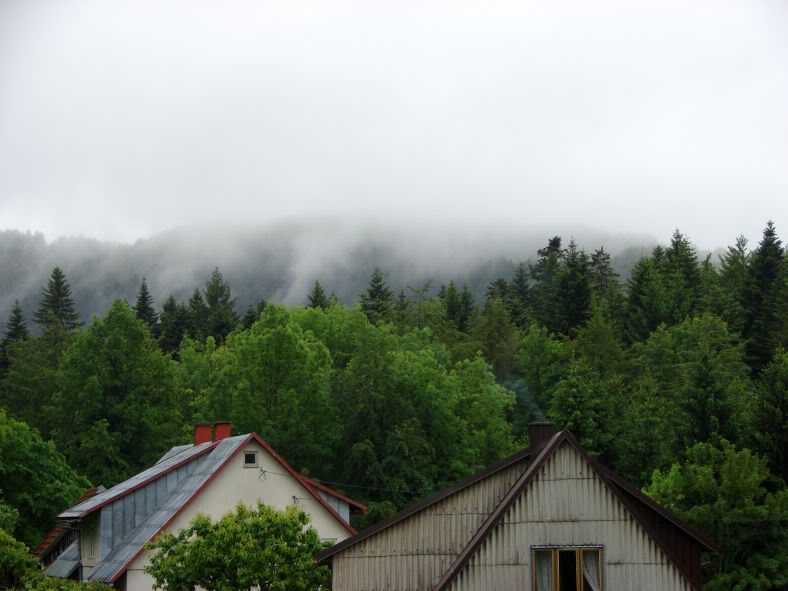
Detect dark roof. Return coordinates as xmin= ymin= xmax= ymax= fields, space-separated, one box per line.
xmin=305 ymin=478 xmax=369 ymax=514
xmin=431 ymin=431 xmax=720 ymax=591
xmin=35 ymin=486 xmax=104 ymax=558
xmin=317 ymin=446 xmax=531 ymax=561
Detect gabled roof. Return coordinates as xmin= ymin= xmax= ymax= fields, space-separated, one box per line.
xmin=74 ymin=432 xmax=359 ymax=584
xmin=318 ymin=446 xmax=531 ymax=561
xmin=305 ymin=478 xmax=368 ymax=514
xmin=430 ymin=431 xmax=720 ymax=591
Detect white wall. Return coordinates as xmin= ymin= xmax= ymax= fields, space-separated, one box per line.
xmin=124 ymin=439 xmax=350 ymax=591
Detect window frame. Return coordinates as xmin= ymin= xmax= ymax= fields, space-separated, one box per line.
xmin=242 ymin=450 xmax=259 ymax=468
xmin=531 ymin=546 xmax=604 ymax=591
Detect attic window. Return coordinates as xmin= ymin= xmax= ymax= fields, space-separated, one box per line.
xmin=532 ymin=547 xmax=603 ymax=591
xmin=243 ymin=451 xmax=258 ymax=467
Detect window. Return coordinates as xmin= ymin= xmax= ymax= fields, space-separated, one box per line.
xmin=243 ymin=451 xmax=258 ymax=467
xmin=532 ymin=547 xmax=602 ymax=591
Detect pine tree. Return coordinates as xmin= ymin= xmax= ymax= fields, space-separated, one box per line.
xmin=203 ymin=268 xmax=240 ymax=344
xmin=33 ymin=267 xmax=81 ymax=331
xmin=507 ymin=262 xmax=531 ymax=328
xmin=485 ymin=278 xmax=508 ymax=308
xmin=307 ymin=281 xmax=329 ymax=310
xmin=159 ymin=295 xmax=190 ymax=353
xmin=134 ymin=278 xmax=159 ymax=336
xmin=624 ymin=251 xmax=671 ymax=344
xmin=589 ymin=247 xmax=619 ymax=296
xmin=242 ymin=297 xmax=267 ymax=329
xmin=743 ymin=222 xmax=784 ymax=373
xmin=663 ymin=230 xmax=702 ymax=322
xmin=0 ymin=301 xmax=28 ymax=373
xmin=359 ymin=267 xmax=394 ymax=324
xmin=395 ymin=290 xmax=409 ymax=314
xmin=555 ymin=239 xmax=592 ymax=336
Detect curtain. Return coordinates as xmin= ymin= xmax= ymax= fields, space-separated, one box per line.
xmin=583 ymin=549 xmax=601 ymax=591
xmin=535 ymin=550 xmax=553 ymax=591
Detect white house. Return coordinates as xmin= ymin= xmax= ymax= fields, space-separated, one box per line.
xmin=42 ymin=423 xmax=366 ymax=591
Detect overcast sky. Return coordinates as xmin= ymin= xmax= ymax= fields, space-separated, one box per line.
xmin=0 ymin=0 xmax=786 ymax=248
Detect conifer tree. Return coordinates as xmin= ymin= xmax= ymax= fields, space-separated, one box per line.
xmin=530 ymin=236 xmax=563 ymax=330
xmin=203 ymin=268 xmax=240 ymax=344
xmin=307 ymin=280 xmax=329 ymax=310
xmin=743 ymin=222 xmax=784 ymax=373
xmin=0 ymin=301 xmax=28 ymax=373
xmin=134 ymin=278 xmax=159 ymax=336
xmin=718 ymin=236 xmax=750 ymax=334
xmin=458 ymin=284 xmax=475 ymax=332
xmin=663 ymin=230 xmax=702 ymax=322
xmin=485 ymin=278 xmax=508 ymax=307
xmin=395 ymin=290 xmax=409 ymax=314
xmin=159 ymin=295 xmax=190 ymax=353
xmin=443 ymin=281 xmax=462 ymax=328
xmin=507 ymin=262 xmax=531 ymax=328
xmin=33 ymin=267 xmax=81 ymax=331
xmin=242 ymin=297 xmax=267 ymax=329
xmin=555 ymin=239 xmax=592 ymax=336
xmin=589 ymin=247 xmax=619 ymax=296
xmin=187 ymin=289 xmax=209 ymax=341
xmin=359 ymin=267 xmax=394 ymax=324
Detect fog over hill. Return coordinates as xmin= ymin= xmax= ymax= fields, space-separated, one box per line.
xmin=3 ymin=217 xmax=728 ymax=328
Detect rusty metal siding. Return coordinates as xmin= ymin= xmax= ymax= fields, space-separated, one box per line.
xmin=332 ymin=461 xmax=527 ymax=591
xmin=448 ymin=443 xmax=693 ymax=591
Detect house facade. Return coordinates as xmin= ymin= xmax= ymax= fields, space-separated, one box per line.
xmin=319 ymin=423 xmax=718 ymax=591
xmin=45 ymin=423 xmax=365 ymax=591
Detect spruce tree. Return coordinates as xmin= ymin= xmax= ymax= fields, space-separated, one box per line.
xmin=33 ymin=267 xmax=81 ymax=331
xmin=159 ymin=295 xmax=190 ymax=353
xmin=507 ymin=262 xmax=531 ymax=328
xmin=555 ymin=239 xmax=592 ymax=336
xmin=485 ymin=278 xmax=508 ymax=307
xmin=203 ymin=268 xmax=240 ymax=344
xmin=242 ymin=297 xmax=267 ymax=329
xmin=134 ymin=278 xmax=159 ymax=335
xmin=589 ymin=247 xmax=619 ymax=296
xmin=443 ymin=281 xmax=462 ymax=328
xmin=663 ymin=230 xmax=702 ymax=322
xmin=743 ymin=222 xmax=784 ymax=372
xmin=395 ymin=290 xmax=409 ymax=314
xmin=0 ymin=301 xmax=28 ymax=373
xmin=359 ymin=267 xmax=394 ymax=324
xmin=187 ymin=289 xmax=209 ymax=341
xmin=530 ymin=236 xmax=564 ymax=330
xmin=718 ymin=235 xmax=750 ymax=334
xmin=458 ymin=284 xmax=475 ymax=332
xmin=307 ymin=280 xmax=329 ymax=310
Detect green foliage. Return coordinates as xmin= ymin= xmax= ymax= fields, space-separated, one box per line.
xmin=158 ymin=295 xmax=189 ymax=354
xmin=53 ymin=300 xmax=182 ymax=484
xmin=748 ymin=350 xmax=788 ymax=479
xmin=646 ymin=440 xmax=788 ymax=590
xmin=203 ymin=268 xmax=240 ymax=344
xmin=518 ymin=325 xmax=568 ymax=410
xmin=470 ymin=297 xmax=520 ymax=379
xmin=0 ymin=529 xmax=39 ymax=590
xmin=307 ymin=280 xmax=329 ymax=310
xmin=133 ymin=278 xmax=159 ymax=336
xmin=360 ymin=267 xmax=394 ymax=324
xmin=1 ymin=301 xmax=28 ymax=374
xmin=33 ymin=267 xmax=81 ymax=332
xmin=145 ymin=502 xmax=329 ymax=591
xmin=0 ymin=409 xmax=88 ymax=547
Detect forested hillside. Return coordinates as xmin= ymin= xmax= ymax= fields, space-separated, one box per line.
xmin=0 ymin=219 xmax=662 ymax=330
xmin=1 ymin=223 xmax=786 ymax=589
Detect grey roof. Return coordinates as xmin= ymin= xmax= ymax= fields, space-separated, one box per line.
xmin=87 ymin=435 xmax=249 ymax=583
xmin=59 ymin=442 xmax=216 ymax=519
xmin=44 ymin=541 xmax=79 ymax=579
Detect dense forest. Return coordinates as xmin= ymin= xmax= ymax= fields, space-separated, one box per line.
xmin=1 ymin=223 xmax=786 ymax=590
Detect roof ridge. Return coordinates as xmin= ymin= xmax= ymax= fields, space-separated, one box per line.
xmin=430 ymin=431 xmax=719 ymax=591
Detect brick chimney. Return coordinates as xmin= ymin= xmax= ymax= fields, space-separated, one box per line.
xmin=194 ymin=424 xmax=212 ymax=445
xmin=213 ymin=422 xmax=232 ymax=441
xmin=528 ymin=422 xmax=556 ymax=455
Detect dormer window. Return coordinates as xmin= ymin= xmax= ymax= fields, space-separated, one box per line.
xmin=243 ymin=451 xmax=258 ymax=467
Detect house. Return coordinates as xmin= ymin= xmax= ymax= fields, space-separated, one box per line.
xmin=318 ymin=423 xmax=719 ymax=591
xmin=44 ymin=422 xmax=366 ymax=591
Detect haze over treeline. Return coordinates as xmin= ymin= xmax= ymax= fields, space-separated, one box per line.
xmin=0 ymin=219 xmax=670 ymax=327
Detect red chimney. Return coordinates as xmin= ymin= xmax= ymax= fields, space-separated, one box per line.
xmin=214 ymin=422 xmax=232 ymax=441
xmin=194 ymin=424 xmax=212 ymax=445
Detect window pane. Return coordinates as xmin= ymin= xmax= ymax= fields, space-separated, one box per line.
xmin=534 ymin=550 xmax=553 ymax=591
xmin=558 ymin=550 xmax=577 ymax=591
xmin=582 ymin=550 xmax=602 ymax=591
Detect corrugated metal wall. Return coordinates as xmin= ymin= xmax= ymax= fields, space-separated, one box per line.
xmin=449 ymin=443 xmax=693 ymax=591
xmin=332 ymin=461 xmax=528 ymax=591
